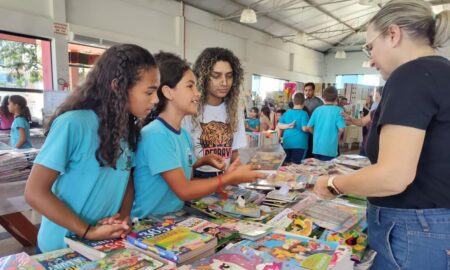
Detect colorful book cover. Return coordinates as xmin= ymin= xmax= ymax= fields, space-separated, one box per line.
xmin=190 ymin=245 xmax=305 ymax=270
xmin=267 ymin=209 xmax=321 ymax=238
xmin=222 ymin=201 xmax=261 ymax=218
xmin=214 ymin=219 xmax=273 ymax=240
xmin=32 ymin=248 xmax=90 ymax=270
xmin=236 ymin=232 xmax=338 ymax=270
xmin=0 ymin=252 xmax=45 ymax=269
xmin=64 ymin=236 xmax=125 ymax=256
xmin=78 ymin=249 xmax=164 ymax=270
xmin=247 ymin=151 xmax=285 ymax=171
xmin=177 ymin=217 xmax=239 ymax=246
xmin=127 ymin=224 xmax=215 ymax=263
xmin=320 ymin=230 xmax=368 ymax=262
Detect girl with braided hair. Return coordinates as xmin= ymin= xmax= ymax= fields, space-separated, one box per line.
xmin=25 ymin=44 xmax=160 ymax=252
xmin=182 ymin=47 xmax=247 ymax=179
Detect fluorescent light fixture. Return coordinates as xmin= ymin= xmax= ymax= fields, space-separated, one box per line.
xmin=335 ymin=50 xmax=347 ymax=59
xmin=362 ymin=60 xmax=371 ymax=68
xmin=240 ymin=8 xmax=257 ymax=24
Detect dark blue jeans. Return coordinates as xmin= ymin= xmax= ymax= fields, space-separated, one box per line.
xmin=284 ymin=148 xmax=306 ymax=164
xmin=313 ymin=154 xmax=334 ymax=161
xmin=367 ymin=203 xmax=450 ymax=270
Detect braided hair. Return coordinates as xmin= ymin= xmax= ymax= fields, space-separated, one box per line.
xmin=46 ymin=44 xmax=157 ymax=169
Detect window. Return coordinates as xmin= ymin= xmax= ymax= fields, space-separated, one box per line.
xmin=335 ymin=74 xmax=381 ymax=89
xmin=68 ymin=43 xmax=105 ymax=90
xmin=252 ymin=75 xmax=287 ymax=100
xmin=0 ymin=31 xmax=52 ymax=91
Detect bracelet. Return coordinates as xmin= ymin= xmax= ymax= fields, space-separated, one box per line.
xmin=82 ymin=224 xmax=91 ymax=239
xmin=216 ymin=175 xmax=228 ymax=200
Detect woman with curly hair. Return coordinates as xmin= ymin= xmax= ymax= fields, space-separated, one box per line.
xmin=25 ymin=44 xmax=160 ymax=252
xmin=182 ymin=47 xmax=247 ymax=178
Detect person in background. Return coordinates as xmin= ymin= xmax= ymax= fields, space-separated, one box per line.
xmin=182 ymin=47 xmax=247 ymax=179
xmin=314 ymin=0 xmax=450 ymax=268
xmin=245 ymin=107 xmax=260 ymax=132
xmin=305 ymin=86 xmax=346 ymax=161
xmin=277 ymin=92 xmax=309 ymax=164
xmin=25 ymin=44 xmax=161 ymax=252
xmin=132 ymin=53 xmax=263 ymax=218
xmin=260 ymin=106 xmax=273 ymax=131
xmin=303 ymin=82 xmax=323 ymax=158
xmin=0 ymin=95 xmax=14 ymax=130
xmin=338 ymin=96 xmax=348 ymax=108
xmin=8 ymin=95 xmax=32 ymax=149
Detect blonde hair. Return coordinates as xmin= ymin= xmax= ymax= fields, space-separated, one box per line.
xmin=369 ymin=0 xmax=450 ymax=48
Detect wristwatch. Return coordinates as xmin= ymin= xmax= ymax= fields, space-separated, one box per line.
xmin=327 ymin=175 xmax=342 ymax=196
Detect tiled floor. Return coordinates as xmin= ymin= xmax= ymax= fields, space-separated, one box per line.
xmin=0 ymin=144 xmax=363 ymax=257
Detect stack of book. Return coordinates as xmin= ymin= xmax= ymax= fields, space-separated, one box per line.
xmin=63 ymin=235 xmax=125 ymax=260
xmin=0 ymin=148 xmax=39 ymax=183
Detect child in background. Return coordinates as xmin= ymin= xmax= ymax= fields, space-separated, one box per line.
xmin=25 ymin=44 xmax=161 ymax=252
xmin=132 ymin=53 xmax=263 ymax=218
xmin=277 ymin=93 xmax=309 ymax=164
xmin=260 ymin=106 xmax=273 ymax=131
xmin=8 ymin=95 xmax=32 ymax=149
xmin=245 ymin=107 xmax=260 ymax=132
xmin=305 ymin=86 xmax=346 ymax=161
xmin=0 ymin=95 xmax=14 ymax=130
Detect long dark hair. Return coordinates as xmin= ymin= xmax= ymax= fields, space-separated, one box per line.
xmin=47 ymin=44 xmax=157 ymax=169
xmin=144 ymin=52 xmax=190 ymax=125
xmin=9 ymin=95 xmax=31 ymax=121
xmin=193 ymin=47 xmax=243 ymax=132
xmin=261 ymin=106 xmax=271 ymax=119
xmin=0 ymin=95 xmax=13 ymax=118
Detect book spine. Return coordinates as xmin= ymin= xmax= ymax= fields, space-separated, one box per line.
xmin=126 ymin=236 xmax=178 ymax=263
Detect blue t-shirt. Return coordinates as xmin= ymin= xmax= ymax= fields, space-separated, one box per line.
xmin=307 ymin=105 xmax=346 ymax=157
xmin=132 ymin=117 xmax=196 ymax=218
xmin=246 ymin=118 xmax=260 ymax=130
xmin=10 ymin=116 xmax=32 ymax=149
xmin=34 ymin=110 xmax=134 ymax=252
xmin=279 ymin=109 xmax=309 ymax=149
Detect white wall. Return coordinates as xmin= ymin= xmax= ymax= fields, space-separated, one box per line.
xmin=0 ymin=0 xmax=325 ymax=98
xmin=323 ymin=51 xmax=379 ymax=84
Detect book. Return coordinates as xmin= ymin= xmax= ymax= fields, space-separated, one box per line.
xmin=63 ymin=236 xmax=125 ymax=261
xmin=214 ymin=219 xmax=273 ymax=241
xmin=32 ymin=248 xmax=90 ymax=270
xmin=235 ymin=231 xmax=340 ymax=270
xmin=189 ymin=244 xmax=305 ymax=270
xmin=0 ymin=252 xmax=45 ymax=269
xmin=320 ymin=230 xmax=368 ymax=262
xmin=176 ymin=217 xmax=239 ymax=247
xmin=78 ymin=249 xmax=165 ymax=269
xmin=247 ymin=151 xmax=285 ymax=173
xmin=267 ymin=208 xmax=322 ymax=238
xmin=222 ymin=200 xmax=261 ymax=218
xmin=126 ymin=223 xmax=217 ymax=264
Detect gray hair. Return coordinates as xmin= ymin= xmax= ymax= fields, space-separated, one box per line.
xmin=369 ymin=0 xmax=450 ymax=48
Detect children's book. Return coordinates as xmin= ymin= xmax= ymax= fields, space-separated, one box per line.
xmin=222 ymin=201 xmax=261 ymax=218
xmin=63 ymin=236 xmax=125 ymax=261
xmin=32 ymin=248 xmax=90 ymax=270
xmin=235 ymin=231 xmax=339 ymax=270
xmin=247 ymin=151 xmax=286 ymax=172
xmin=267 ymin=208 xmax=322 ymax=238
xmin=0 ymin=252 xmax=45 ymax=269
xmin=126 ymin=223 xmax=217 ymax=264
xmin=176 ymin=217 xmax=239 ymax=247
xmin=189 ymin=244 xmax=305 ymax=270
xmin=78 ymin=249 xmax=165 ymax=270
xmin=214 ymin=219 xmax=273 ymax=241
xmin=320 ymin=230 xmax=368 ymax=262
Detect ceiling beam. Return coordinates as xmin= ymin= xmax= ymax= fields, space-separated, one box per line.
xmin=302 ymin=0 xmax=357 ymax=31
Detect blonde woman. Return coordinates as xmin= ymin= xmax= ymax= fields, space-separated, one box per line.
xmin=182 ymin=47 xmax=247 ymax=179
xmin=313 ymin=0 xmax=450 ymax=268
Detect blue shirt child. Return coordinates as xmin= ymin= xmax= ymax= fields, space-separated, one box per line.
xmin=132 ymin=117 xmax=196 ymax=218
xmin=278 ymin=109 xmax=309 ymax=150
xmin=34 ymin=110 xmax=134 ymax=252
xmin=307 ymin=105 xmax=346 ymax=157
xmin=10 ymin=116 xmax=32 ymax=149
xmin=246 ymin=118 xmax=260 ymax=131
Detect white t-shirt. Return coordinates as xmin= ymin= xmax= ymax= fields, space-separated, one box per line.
xmin=182 ymin=103 xmax=247 ymax=172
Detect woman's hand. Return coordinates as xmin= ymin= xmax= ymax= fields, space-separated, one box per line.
xmin=341 ymin=111 xmax=353 ymax=125
xmin=313 ymin=176 xmax=337 ymax=200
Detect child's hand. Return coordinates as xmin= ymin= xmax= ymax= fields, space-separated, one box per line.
xmin=226 ymin=164 xmax=265 ymax=185
xmin=97 ymin=214 xmax=131 ymax=238
xmin=85 ymin=222 xmax=130 ymax=241
xmin=205 ymin=154 xmax=226 ymax=171
xmin=226 ymin=157 xmax=241 ymax=173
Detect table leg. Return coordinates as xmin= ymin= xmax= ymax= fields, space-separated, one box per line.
xmin=0 ymin=212 xmax=38 ymax=247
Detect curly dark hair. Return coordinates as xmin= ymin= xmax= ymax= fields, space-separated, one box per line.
xmin=46 ymin=44 xmax=157 ymax=169
xmin=9 ymin=95 xmax=31 ymax=122
xmin=144 ymin=51 xmax=190 ymax=125
xmin=192 ymin=47 xmax=243 ymax=132
xmin=0 ymin=95 xmax=13 ymax=118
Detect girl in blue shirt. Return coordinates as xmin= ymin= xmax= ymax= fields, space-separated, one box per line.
xmin=245 ymin=107 xmax=260 ymax=132
xmin=8 ymin=95 xmax=32 ymax=149
xmin=25 ymin=44 xmax=161 ymax=252
xmin=132 ymin=52 xmax=263 ymax=218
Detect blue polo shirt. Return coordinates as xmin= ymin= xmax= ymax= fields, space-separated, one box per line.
xmin=279 ymin=109 xmax=309 ymax=149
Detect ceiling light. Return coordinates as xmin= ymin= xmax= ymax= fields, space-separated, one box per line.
xmin=362 ymin=60 xmax=371 ymax=68
xmin=335 ymin=50 xmax=346 ymax=59
xmin=240 ymin=8 xmax=257 ymax=24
